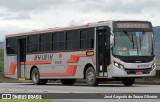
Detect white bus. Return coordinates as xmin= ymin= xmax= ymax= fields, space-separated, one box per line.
xmin=4 ymin=20 xmax=156 ymax=86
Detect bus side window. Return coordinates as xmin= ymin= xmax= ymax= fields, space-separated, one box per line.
xmin=66 ymin=30 xmax=79 ymax=50
xmin=39 ymin=33 xmax=52 ymax=52
xmin=52 ymin=32 xmax=65 ymax=51
xmin=6 ymin=38 xmax=17 ymax=54
xmin=27 ymin=35 xmax=39 ymax=53
xmin=80 ymin=28 xmax=94 ymax=49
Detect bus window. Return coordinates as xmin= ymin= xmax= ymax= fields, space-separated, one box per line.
xmin=66 ymin=30 xmax=79 ymax=50
xmin=6 ymin=38 xmax=17 ymax=54
xmin=39 ymin=33 xmax=52 ymax=52
xmin=80 ymin=28 xmax=94 ymax=49
xmin=52 ymin=32 xmax=65 ymax=51
xmin=27 ymin=35 xmax=39 ymax=53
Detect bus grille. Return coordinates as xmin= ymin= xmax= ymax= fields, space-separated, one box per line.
xmin=125 ymin=68 xmax=152 ymax=74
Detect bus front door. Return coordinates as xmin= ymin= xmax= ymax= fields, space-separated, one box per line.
xmin=17 ymin=38 xmax=26 ymax=79
xmin=96 ymin=26 xmax=110 ymax=77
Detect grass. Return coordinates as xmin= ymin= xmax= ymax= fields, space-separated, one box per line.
xmin=0 ymin=100 xmax=53 ymax=102
xmin=157 ymin=64 xmax=160 ymax=70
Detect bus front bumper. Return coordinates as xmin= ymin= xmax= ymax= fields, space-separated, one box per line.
xmin=111 ymin=65 xmax=156 ymax=78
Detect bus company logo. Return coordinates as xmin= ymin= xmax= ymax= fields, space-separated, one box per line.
xmin=2 ymin=94 xmax=11 ymax=99
xmin=34 ymin=54 xmax=54 ymax=60
xmin=138 ymin=64 xmax=149 ymax=68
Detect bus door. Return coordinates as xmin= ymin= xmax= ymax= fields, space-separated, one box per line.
xmin=96 ymin=26 xmax=111 ymax=77
xmin=17 ymin=38 xmax=26 ymax=78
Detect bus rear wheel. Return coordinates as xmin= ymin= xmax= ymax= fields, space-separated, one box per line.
xmin=61 ymin=79 xmax=76 ymax=85
xmin=31 ymin=68 xmax=48 ymax=85
xmin=86 ymin=67 xmax=99 ymax=86
xmin=122 ymin=78 xmax=135 ymax=86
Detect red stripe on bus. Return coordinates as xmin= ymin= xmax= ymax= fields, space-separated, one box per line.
xmin=21 ymin=60 xmax=52 ymax=65
xmin=5 ymin=55 xmax=95 ymax=76
xmin=40 ymin=65 xmax=77 ymax=77
xmin=4 ymin=62 xmax=17 ymax=75
xmin=5 ymin=60 xmax=52 ymax=75
xmin=6 ymin=50 xmax=94 ymax=56
xmin=67 ymin=54 xmax=86 ymax=63
xmin=40 ymin=54 xmax=86 ymax=77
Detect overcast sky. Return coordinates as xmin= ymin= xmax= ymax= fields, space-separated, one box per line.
xmin=0 ymin=0 xmax=160 ymax=41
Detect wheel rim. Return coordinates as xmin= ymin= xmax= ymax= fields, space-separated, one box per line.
xmin=33 ymin=72 xmax=38 ymax=82
xmin=88 ymin=72 xmax=94 ymax=82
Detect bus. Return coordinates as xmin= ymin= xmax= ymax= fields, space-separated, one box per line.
xmin=4 ymin=20 xmax=156 ymax=86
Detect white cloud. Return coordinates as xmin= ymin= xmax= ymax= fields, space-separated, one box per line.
xmin=0 ymin=0 xmax=160 ymax=41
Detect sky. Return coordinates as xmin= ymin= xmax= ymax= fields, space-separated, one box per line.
xmin=0 ymin=0 xmax=160 ymax=41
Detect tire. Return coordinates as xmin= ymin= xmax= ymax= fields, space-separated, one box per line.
xmin=122 ymin=78 xmax=135 ymax=86
xmin=86 ymin=67 xmax=99 ymax=86
xmin=31 ymin=68 xmax=48 ymax=85
xmin=61 ymin=79 xmax=76 ymax=85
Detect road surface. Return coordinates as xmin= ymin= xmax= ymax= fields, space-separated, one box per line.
xmin=0 ymin=83 xmax=160 ymax=93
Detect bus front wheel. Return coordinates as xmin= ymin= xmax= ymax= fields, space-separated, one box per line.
xmin=122 ymin=78 xmax=135 ymax=86
xmin=86 ymin=67 xmax=99 ymax=86
xmin=31 ymin=68 xmax=47 ymax=85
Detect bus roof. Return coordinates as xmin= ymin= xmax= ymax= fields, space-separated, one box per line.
xmin=5 ymin=24 xmax=90 ymax=38
xmin=5 ymin=20 xmax=151 ymax=38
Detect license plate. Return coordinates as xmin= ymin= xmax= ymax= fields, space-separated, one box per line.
xmin=136 ymin=71 xmax=143 ymax=75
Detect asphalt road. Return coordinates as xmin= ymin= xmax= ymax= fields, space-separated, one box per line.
xmin=0 ymin=83 xmax=160 ymax=93
xmin=0 ymin=83 xmax=160 ymax=102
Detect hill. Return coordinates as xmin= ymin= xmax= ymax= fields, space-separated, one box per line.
xmin=0 ymin=42 xmax=4 ymax=49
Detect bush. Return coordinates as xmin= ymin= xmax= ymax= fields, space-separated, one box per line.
xmin=0 ymin=49 xmax=4 ymax=72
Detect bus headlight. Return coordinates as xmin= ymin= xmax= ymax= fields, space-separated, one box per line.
xmin=152 ymin=63 xmax=156 ymax=69
xmin=114 ymin=61 xmax=124 ymax=70
xmin=119 ymin=65 xmax=124 ymax=69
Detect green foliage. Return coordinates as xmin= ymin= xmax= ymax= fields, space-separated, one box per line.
xmin=156 ymin=63 xmax=160 ymax=70
xmin=0 ymin=49 xmax=4 ymax=72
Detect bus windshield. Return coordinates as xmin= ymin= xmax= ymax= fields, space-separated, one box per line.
xmin=113 ymin=31 xmax=153 ymax=56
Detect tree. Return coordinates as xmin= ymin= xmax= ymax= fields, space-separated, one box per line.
xmin=0 ymin=49 xmax=4 ymax=72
